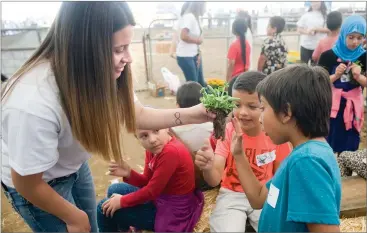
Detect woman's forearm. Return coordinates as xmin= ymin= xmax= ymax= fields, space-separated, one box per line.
xmin=180 ymin=29 xmax=200 ymax=44
xmin=11 ymin=170 xmax=80 ymax=225
xmin=315 ymin=27 xmax=330 ymax=34
xmin=297 ymin=27 xmax=309 ymax=35
xmin=135 ymin=103 xmax=206 ymax=130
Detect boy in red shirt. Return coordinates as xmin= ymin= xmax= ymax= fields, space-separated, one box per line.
xmin=312 ymin=11 xmax=343 ymax=63
xmin=226 ymin=18 xmax=251 ymax=82
xmin=97 ymin=128 xmax=204 ymax=232
xmin=195 ymin=71 xmax=291 ymax=232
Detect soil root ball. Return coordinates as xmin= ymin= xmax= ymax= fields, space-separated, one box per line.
xmin=213 ymin=110 xmax=228 ymax=141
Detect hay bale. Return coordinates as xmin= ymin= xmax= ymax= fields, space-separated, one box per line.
xmin=194 ymin=188 xmax=220 ymax=232
xmin=340 ymin=216 xmax=366 ymax=232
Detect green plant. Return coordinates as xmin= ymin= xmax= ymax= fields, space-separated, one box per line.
xmin=200 ymin=83 xmax=239 ymax=140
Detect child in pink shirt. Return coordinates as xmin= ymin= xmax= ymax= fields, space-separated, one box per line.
xmin=313 ymin=11 xmax=343 ymax=63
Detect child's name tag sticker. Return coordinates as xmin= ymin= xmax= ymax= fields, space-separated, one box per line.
xmin=363 ymin=158 xmax=366 ymax=164
xmin=256 ymin=150 xmax=276 ymax=166
xmin=340 ymin=74 xmax=351 ymax=83
xmin=267 ymin=183 xmax=280 ymax=208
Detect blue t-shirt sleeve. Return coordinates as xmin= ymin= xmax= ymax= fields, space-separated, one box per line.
xmin=287 ymin=157 xmax=340 ymax=225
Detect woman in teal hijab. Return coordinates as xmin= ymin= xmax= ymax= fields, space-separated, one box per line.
xmin=318 ymin=14 xmax=366 ymax=154
xmin=332 ymin=15 xmax=366 ymax=62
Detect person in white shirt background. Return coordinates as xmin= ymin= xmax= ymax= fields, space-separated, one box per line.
xmin=169 ymin=2 xmax=190 ymax=59
xmin=297 ymin=1 xmax=330 ymax=65
xmin=1 ymin=2 xmax=215 ymax=233
xmin=176 ymin=2 xmax=207 ymax=87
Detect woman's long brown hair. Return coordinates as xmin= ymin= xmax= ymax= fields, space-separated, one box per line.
xmin=1 ymin=2 xmax=136 ymax=164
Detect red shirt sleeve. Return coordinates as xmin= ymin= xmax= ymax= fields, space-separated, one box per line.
xmin=227 ymin=41 xmax=238 ymax=61
xmin=120 ymin=145 xmax=180 ymax=208
xmin=123 ymin=151 xmax=151 ymax=187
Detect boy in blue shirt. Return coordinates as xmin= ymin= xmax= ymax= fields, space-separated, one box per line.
xmin=230 ymin=64 xmax=341 ymax=232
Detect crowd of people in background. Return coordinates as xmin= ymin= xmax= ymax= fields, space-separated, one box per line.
xmin=1 ymin=1 xmax=367 ymax=233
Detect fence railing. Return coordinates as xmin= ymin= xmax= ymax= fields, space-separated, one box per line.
xmin=144 ymin=16 xmax=302 ymax=83
xmin=8 ymin=12 xmax=360 ymax=90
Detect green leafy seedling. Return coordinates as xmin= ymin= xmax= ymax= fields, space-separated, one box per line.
xmin=200 ymin=83 xmax=239 ymax=140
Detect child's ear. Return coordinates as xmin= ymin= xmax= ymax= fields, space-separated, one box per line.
xmin=280 ymin=103 xmax=292 ymax=124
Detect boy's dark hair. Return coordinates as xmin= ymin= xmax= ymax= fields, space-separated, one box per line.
xmin=233 ymin=71 xmax=267 ymax=94
xmin=176 ymin=81 xmax=203 ymax=108
xmin=256 ymin=64 xmax=332 ymax=138
xmin=228 ymin=76 xmax=238 ymax=96
xmin=269 ymin=16 xmax=285 ymax=34
xmin=326 ymin=11 xmax=343 ymax=31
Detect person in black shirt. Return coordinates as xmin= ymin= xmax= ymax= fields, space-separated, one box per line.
xmin=318 ymin=15 xmax=367 ymax=154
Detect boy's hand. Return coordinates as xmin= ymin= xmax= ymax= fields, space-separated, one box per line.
xmin=107 ymin=161 xmax=131 ymax=178
xmin=335 ymin=63 xmax=347 ymax=78
xmin=231 ymin=117 xmax=244 ymax=158
xmin=351 ymin=63 xmax=362 ymax=80
xmin=195 ymin=139 xmax=214 ymax=171
xmin=102 ymin=194 xmax=122 ymax=218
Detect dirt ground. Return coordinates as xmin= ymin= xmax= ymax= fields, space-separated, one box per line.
xmin=1 ymin=34 xmax=366 ymax=232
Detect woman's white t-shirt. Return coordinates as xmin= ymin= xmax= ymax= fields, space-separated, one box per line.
xmin=1 ymin=62 xmax=138 ymax=188
xmin=176 ymin=13 xmax=201 ymax=57
xmin=297 ymin=11 xmax=327 ymax=50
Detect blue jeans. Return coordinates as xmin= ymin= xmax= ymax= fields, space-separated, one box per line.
xmin=97 ymin=183 xmax=156 ymax=232
xmin=1 ymin=162 xmax=98 ymax=232
xmin=177 ymin=54 xmax=206 ymax=87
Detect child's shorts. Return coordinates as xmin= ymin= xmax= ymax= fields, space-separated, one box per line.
xmin=209 ymin=187 xmax=261 ymax=232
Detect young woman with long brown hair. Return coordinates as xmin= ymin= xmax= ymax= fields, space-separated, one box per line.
xmin=1 ymin=2 xmax=214 ymax=232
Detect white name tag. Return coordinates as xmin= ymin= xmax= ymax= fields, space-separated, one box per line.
xmin=267 ymin=183 xmax=280 ymax=208
xmin=256 ymin=150 xmax=276 ymax=166
xmin=340 ymin=74 xmax=351 ymax=83
xmin=363 ymin=158 xmax=366 ymax=164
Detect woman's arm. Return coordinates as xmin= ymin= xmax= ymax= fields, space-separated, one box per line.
xmin=180 ymin=28 xmax=202 ymax=45
xmin=297 ymin=27 xmax=311 ymax=35
xmin=314 ymin=27 xmax=331 ymax=34
xmin=226 ymin=59 xmax=235 ymax=82
xmin=134 ymin=101 xmax=215 ymax=130
xmin=12 ymin=170 xmax=90 ymax=231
